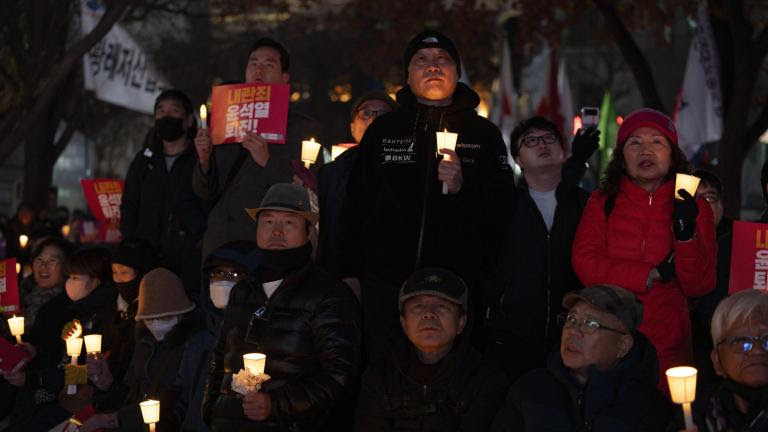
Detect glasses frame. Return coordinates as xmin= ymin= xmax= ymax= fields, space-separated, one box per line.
xmin=519 ymin=133 xmax=559 ymax=149
xmin=717 ymin=334 xmax=768 ymax=354
xmin=355 ymin=108 xmax=388 ymax=120
xmin=557 ymin=312 xmax=627 ymax=335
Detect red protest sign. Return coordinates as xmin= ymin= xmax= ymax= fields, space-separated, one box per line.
xmin=81 ymin=179 xmax=124 ymax=222
xmin=728 ymin=221 xmax=768 ymax=294
xmin=0 ymin=258 xmax=20 ymax=314
xmin=210 ymin=83 xmax=290 ymax=145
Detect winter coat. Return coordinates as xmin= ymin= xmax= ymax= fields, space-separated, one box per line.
xmin=316 ymin=146 xmax=358 ymax=277
xmin=337 ymin=83 xmax=515 ymax=288
xmin=485 ymin=159 xmax=589 ymax=378
xmin=203 ymin=263 xmax=361 ymax=431
xmin=354 ymin=336 xmax=508 ymax=431
xmin=695 ymin=381 xmax=768 ymax=432
xmin=93 ymin=297 xmax=140 ymax=411
xmin=115 ymin=310 xmax=208 ymax=432
xmin=491 ymin=332 xmax=672 ymax=431
xmin=19 ymin=277 xmax=64 ymax=330
xmin=119 ymin=139 xmax=208 ymax=264
xmin=192 ymin=110 xmax=323 ymax=259
xmin=572 ymin=177 xmax=716 ymax=376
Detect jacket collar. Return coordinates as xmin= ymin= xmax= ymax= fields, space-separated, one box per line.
xmin=619 ymin=176 xmax=674 ymax=205
xmin=396 ymin=82 xmax=480 ymax=119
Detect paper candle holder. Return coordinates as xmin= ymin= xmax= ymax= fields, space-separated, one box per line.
xmin=243 ymin=353 xmax=266 ymax=376
xmin=331 ymin=145 xmax=350 ymax=161
xmin=435 ymin=129 xmax=458 ymax=156
xmin=666 ymin=366 xmax=697 ymax=430
xmin=140 ymin=399 xmax=160 ymax=424
xmin=66 ymin=337 xmax=83 ymax=358
xmin=7 ymin=316 xmax=24 ymax=343
xmin=19 ymin=235 xmax=29 ymax=249
xmin=675 ymin=174 xmax=700 ymax=200
xmin=301 ymin=138 xmax=322 ymax=168
xmin=84 ymin=334 xmax=102 ymax=354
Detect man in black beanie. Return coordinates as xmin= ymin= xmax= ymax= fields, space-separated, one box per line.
xmin=338 ymin=30 xmax=515 ymax=362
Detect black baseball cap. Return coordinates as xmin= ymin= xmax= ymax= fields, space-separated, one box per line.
xmin=562 ymin=284 xmax=643 ymax=332
xmin=398 ymin=267 xmax=468 ymax=312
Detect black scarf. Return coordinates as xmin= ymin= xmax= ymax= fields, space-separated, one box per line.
xmin=257 ymin=244 xmax=311 ymax=282
xmin=723 ymin=379 xmax=768 ymax=421
xmin=115 ymin=278 xmax=141 ymax=303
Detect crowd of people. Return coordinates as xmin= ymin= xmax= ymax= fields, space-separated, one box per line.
xmin=0 ymin=30 xmax=767 ymax=432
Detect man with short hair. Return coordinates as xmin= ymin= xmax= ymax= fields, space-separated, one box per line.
xmin=316 ymin=91 xmax=396 ymax=275
xmin=338 ymin=30 xmax=514 ymax=362
xmin=355 ymin=267 xmax=507 ymax=431
xmin=193 ymin=38 xmax=323 ymax=259
xmin=492 ymin=284 xmax=671 ymax=431
xmin=203 ymin=183 xmax=360 ymax=431
xmin=485 ymin=116 xmax=598 ymax=381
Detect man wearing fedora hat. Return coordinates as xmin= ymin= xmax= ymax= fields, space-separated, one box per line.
xmin=203 ymin=183 xmax=361 ymax=431
xmin=491 ymin=284 xmax=671 ymax=431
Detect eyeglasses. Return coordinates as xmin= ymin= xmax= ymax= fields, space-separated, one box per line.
xmin=208 ymin=270 xmax=245 ymax=281
xmin=356 ymin=109 xmax=388 ymax=120
xmin=696 ymin=193 xmax=720 ymax=204
xmin=717 ymin=334 xmax=768 ymax=354
xmin=519 ymin=133 xmax=558 ymax=148
xmin=557 ymin=312 xmax=627 ymax=335
xmin=33 ymin=257 xmax=61 ymax=268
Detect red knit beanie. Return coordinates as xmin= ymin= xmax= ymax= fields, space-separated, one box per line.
xmin=616 ymin=108 xmax=678 ymax=149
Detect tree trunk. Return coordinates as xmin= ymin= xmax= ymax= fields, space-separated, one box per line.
xmin=22 ymin=109 xmax=58 ymax=209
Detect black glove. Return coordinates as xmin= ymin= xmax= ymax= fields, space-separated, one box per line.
xmin=656 ymin=251 xmax=675 ymax=283
xmin=571 ymin=127 xmax=600 ymax=163
xmin=673 ymin=189 xmax=699 ymax=241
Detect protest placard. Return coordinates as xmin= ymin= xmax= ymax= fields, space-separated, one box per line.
xmin=0 ymin=258 xmax=19 ymax=314
xmin=210 ymin=83 xmax=290 ymax=145
xmin=728 ymin=221 xmax=768 ymax=293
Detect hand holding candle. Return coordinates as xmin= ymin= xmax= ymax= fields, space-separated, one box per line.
xmin=233 ymin=353 xmax=271 ymax=394
xmin=436 ymin=129 xmax=460 ymax=194
xmin=301 ymin=138 xmax=322 ymax=168
xmin=666 ymin=366 xmax=697 ymax=431
xmin=199 ymin=104 xmax=208 ymax=130
xmin=7 ymin=315 xmax=24 ymax=344
xmin=675 ymin=174 xmax=700 ymax=200
xmin=84 ymin=334 xmax=102 ymax=356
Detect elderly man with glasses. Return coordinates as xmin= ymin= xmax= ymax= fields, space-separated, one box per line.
xmin=491 ymin=284 xmax=672 ymax=431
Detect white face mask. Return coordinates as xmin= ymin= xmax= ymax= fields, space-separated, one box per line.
xmin=144 ymin=316 xmax=179 ymax=341
xmin=210 ymin=280 xmax=236 ymax=309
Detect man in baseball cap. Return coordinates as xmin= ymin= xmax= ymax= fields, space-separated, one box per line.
xmin=492 ymin=284 xmax=671 ymax=430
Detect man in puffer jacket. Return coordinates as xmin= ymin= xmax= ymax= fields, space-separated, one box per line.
xmin=354 ymin=268 xmax=508 ymax=431
xmin=337 ymin=30 xmax=515 ymax=362
xmin=491 ymin=284 xmax=672 ymax=431
xmin=203 ymin=183 xmax=361 ymax=431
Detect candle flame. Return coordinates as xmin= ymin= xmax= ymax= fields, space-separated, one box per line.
xmin=199 ymin=104 xmax=207 ymax=120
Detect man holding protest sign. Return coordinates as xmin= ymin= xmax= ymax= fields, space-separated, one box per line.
xmin=337 ymin=30 xmax=515 ymax=362
xmin=193 ymin=38 xmax=323 ymax=260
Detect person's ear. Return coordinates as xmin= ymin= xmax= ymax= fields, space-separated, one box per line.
xmin=617 ymin=334 xmax=633 ymax=358
xmin=456 ymin=313 xmax=467 ymax=335
xmin=281 ymin=72 xmax=290 ymax=84
xmin=399 ymin=314 xmax=407 ymax=333
xmin=711 ymin=348 xmax=727 ymax=378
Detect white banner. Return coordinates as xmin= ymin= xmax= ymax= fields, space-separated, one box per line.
xmin=81 ymin=0 xmax=169 ymax=114
xmin=674 ymin=1 xmax=722 ymax=158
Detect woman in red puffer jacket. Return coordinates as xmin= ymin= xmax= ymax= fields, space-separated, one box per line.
xmin=572 ymin=108 xmax=716 ymax=384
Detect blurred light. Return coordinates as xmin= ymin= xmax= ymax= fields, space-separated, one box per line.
xmin=616 ymin=115 xmax=624 ymax=125
xmin=477 ymin=99 xmax=489 ymax=118
xmin=573 ymin=115 xmax=582 ymax=135
xmin=301 ymin=91 xmax=310 ymax=100
xmin=761 ymin=129 xmax=768 ymax=144
xmin=290 ymin=92 xmax=301 ymax=102
xmin=339 ymin=93 xmax=351 ymax=103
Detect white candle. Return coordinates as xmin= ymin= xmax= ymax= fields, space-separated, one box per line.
xmin=666 ymin=366 xmax=697 ymax=430
xmin=199 ymin=104 xmax=208 ymax=129
xmin=61 ymin=224 xmax=71 ymax=237
xmin=301 ymin=138 xmax=322 ymax=168
xmin=435 ymin=129 xmax=459 ymax=194
xmin=66 ymin=336 xmax=83 ymax=395
xmin=140 ymin=399 xmax=160 ymax=431
xmin=18 ymin=235 xmax=28 ymax=249
xmin=15 ymin=263 xmax=21 ymax=275
xmin=675 ymin=174 xmax=701 ymax=200
xmin=243 ymin=353 xmax=266 ymax=376
xmin=84 ymin=334 xmax=102 ymax=354
xmin=7 ymin=315 xmax=23 ymax=344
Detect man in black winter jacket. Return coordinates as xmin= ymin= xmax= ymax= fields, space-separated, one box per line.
xmin=355 ymin=268 xmax=508 ymax=431
xmin=203 ymin=183 xmax=361 ymax=431
xmin=120 ymin=89 xmax=208 ymax=301
xmin=338 ymin=30 xmax=514 ymax=363
xmin=491 ymin=284 xmax=672 ymax=431
xmin=485 ymin=116 xmax=598 ymax=382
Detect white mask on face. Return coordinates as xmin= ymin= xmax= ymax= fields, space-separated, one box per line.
xmin=144 ymin=316 xmax=179 ymax=341
xmin=209 ymin=280 xmax=236 ymax=309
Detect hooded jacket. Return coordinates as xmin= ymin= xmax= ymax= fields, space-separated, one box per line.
xmin=202 ymin=261 xmax=361 ymax=431
xmin=492 ymin=331 xmax=672 ymax=431
xmin=337 ymin=83 xmax=514 ymax=287
xmin=572 ymin=177 xmax=716 ymax=376
xmin=354 ymin=314 xmax=508 ymax=431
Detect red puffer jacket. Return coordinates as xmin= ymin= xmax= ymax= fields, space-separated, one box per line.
xmin=572 ymin=177 xmax=716 ymax=378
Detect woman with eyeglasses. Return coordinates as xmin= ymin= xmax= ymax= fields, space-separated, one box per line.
xmin=690 ymin=289 xmax=768 ymax=431
xmin=572 ymin=108 xmax=716 ymax=388
xmin=19 ymin=237 xmax=74 ymax=329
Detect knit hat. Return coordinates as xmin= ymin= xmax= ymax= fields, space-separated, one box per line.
xmin=350 ymin=91 xmax=397 ymax=121
xmin=112 ymin=238 xmax=156 ymax=276
xmin=135 ymin=268 xmax=195 ymax=320
xmin=245 ymin=183 xmax=318 ymax=225
xmin=398 ymin=267 xmax=468 ymax=312
xmin=203 ymin=240 xmax=260 ymax=274
xmin=616 ymin=108 xmax=678 ymax=149
xmin=562 ymin=284 xmax=643 ymax=332
xmin=403 ymin=30 xmax=461 ymax=81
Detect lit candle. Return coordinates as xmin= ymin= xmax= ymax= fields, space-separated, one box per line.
xmin=7 ymin=315 xmax=24 ymax=344
xmin=301 ymin=138 xmax=322 ymax=168
xmin=15 ymin=263 xmax=21 ymax=274
xmin=675 ymin=173 xmax=701 ymax=200
xmin=61 ymin=224 xmax=71 ymax=237
xmin=140 ymin=399 xmax=160 ymax=432
xmin=18 ymin=235 xmax=29 ymax=249
xmin=666 ymin=366 xmax=697 ymax=431
xmin=84 ymin=334 xmax=102 ymax=355
xmin=435 ymin=129 xmax=459 ymax=194
xmin=243 ymin=353 xmax=266 ymax=376
xmin=66 ymin=336 xmax=83 ymax=395
xmin=199 ymin=104 xmax=208 ymax=130
xmin=331 ymin=145 xmax=349 ymax=161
